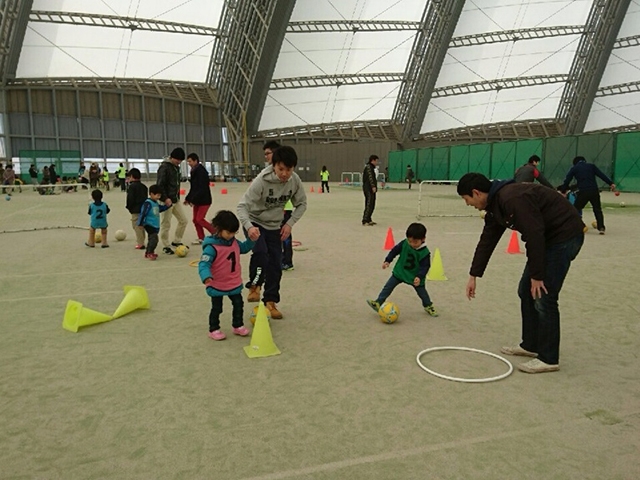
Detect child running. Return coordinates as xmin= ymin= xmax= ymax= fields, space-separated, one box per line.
xmin=86 ymin=189 xmax=110 ymax=248
xmin=138 ymin=185 xmax=171 ymax=260
xmin=198 ymin=210 xmax=255 ymax=341
xmin=367 ymin=222 xmax=438 ymax=317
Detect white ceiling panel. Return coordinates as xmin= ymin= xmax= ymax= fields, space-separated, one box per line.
xmin=585 ymin=92 xmax=640 ymax=132
xmin=259 ymin=83 xmax=400 ymax=130
xmin=600 ymin=45 xmax=640 ymax=86
xmin=438 ymin=36 xmax=579 ymax=86
xmin=275 ymin=31 xmax=415 ymax=78
xmin=32 ymin=0 xmax=222 ymax=26
xmin=17 ymin=24 xmax=213 ymax=81
xmin=453 ymin=0 xmax=592 ymax=36
xmin=290 ymin=0 xmax=426 ymax=22
xmin=421 ymin=84 xmax=564 ymax=133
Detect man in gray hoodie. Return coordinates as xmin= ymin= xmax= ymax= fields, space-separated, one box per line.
xmin=237 ymin=146 xmax=307 ymax=319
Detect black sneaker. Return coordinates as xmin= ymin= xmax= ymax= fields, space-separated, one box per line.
xmin=171 ymin=242 xmax=184 ymax=247
xmin=163 ymin=247 xmax=175 ymax=255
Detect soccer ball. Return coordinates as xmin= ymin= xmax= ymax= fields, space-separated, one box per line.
xmin=249 ymin=305 xmax=271 ymax=325
xmin=5 ymin=195 xmax=10 ymax=201
xmin=115 ymin=230 xmax=127 ymax=241
xmin=94 ymin=231 xmax=102 ymax=243
xmin=378 ymin=302 xmax=400 ymax=324
xmin=175 ymin=245 xmax=189 ymax=257
xmin=591 ymin=221 xmax=597 ymax=229
xmin=620 ymin=201 xmax=626 ymax=208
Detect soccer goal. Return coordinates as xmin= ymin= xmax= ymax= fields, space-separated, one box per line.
xmin=417 ymin=180 xmax=475 ymax=218
xmin=340 ymin=172 xmax=362 ymax=186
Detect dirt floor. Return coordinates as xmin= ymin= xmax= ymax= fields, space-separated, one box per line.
xmin=0 ymin=182 xmax=639 ymax=479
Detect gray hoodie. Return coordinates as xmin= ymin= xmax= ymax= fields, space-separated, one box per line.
xmin=237 ymin=165 xmax=307 ymax=231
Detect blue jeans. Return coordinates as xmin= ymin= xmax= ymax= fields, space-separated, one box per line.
xmin=517 ymin=234 xmax=584 ymax=364
xmin=376 ymin=274 xmax=433 ymax=307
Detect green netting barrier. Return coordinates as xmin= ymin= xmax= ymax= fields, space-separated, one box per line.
xmin=491 ymin=142 xmax=517 ymax=180
xmin=388 ymin=150 xmax=404 ymax=182
xmin=401 ymin=149 xmax=418 ymax=183
xmin=417 ymin=148 xmax=433 ymax=181
xmin=614 ymin=132 xmax=640 ymax=192
xmin=432 ymin=147 xmax=449 ymax=180
xmin=468 ymin=143 xmax=491 ymax=177
xmin=18 ymin=150 xmax=82 ymax=182
xmin=449 ymin=145 xmax=469 ymax=181
xmin=544 ymin=136 xmax=577 ymax=187
xmin=516 ymin=139 xmax=543 ymax=165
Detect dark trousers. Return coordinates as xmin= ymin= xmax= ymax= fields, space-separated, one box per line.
xmin=281 ymin=210 xmax=293 ymax=266
xmin=144 ymin=226 xmax=159 ymax=254
xmin=573 ymin=189 xmax=604 ymax=230
xmin=209 ymin=293 xmax=244 ymax=331
xmin=245 ymin=225 xmax=283 ymax=303
xmin=376 ymin=274 xmax=433 ymax=307
xmin=517 ymin=234 xmax=584 ymax=365
xmin=321 ymin=180 xmax=330 ymax=193
xmin=120 ymin=178 xmax=126 ymax=191
xmin=362 ymin=189 xmax=376 ymax=224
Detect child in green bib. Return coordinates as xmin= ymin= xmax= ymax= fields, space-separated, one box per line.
xmin=367 ymin=223 xmax=438 ymax=317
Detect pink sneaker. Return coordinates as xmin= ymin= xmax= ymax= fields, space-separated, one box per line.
xmin=232 ymin=326 xmax=250 ymax=336
xmin=135 ymin=244 xmax=145 ymax=250
xmin=145 ymin=253 xmax=158 ymax=260
xmin=208 ymin=330 xmax=226 ymax=341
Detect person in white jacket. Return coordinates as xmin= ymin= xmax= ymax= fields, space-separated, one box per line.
xmin=237 ymin=146 xmax=307 ymax=319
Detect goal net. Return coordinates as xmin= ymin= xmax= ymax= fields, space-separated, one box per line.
xmin=417 ymin=180 xmax=475 ymax=218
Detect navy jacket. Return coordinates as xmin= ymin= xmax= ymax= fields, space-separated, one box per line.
xmin=560 ymin=160 xmax=613 ymax=192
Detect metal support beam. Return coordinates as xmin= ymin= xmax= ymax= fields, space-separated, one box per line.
xmin=392 ymin=0 xmax=465 ymax=141
xmin=0 ymin=0 xmax=33 ymax=83
xmin=596 ymin=80 xmax=640 ymax=97
xmin=556 ymin=0 xmax=631 ymax=134
xmin=29 ymin=10 xmax=217 ymax=36
xmin=450 ymin=25 xmax=583 ymax=47
xmin=254 ymin=119 xmax=401 ymax=142
xmin=432 ymin=74 xmax=568 ymax=97
xmin=208 ymin=0 xmax=295 ymax=164
xmin=287 ymin=20 xmax=419 ymax=33
xmin=270 ymin=73 xmax=403 ymax=90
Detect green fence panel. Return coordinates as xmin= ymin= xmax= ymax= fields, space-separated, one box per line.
xmin=544 ymin=136 xmax=577 ymax=187
xmin=491 ymin=142 xmax=517 ymax=179
xmin=468 ymin=143 xmax=491 ymax=177
xmin=577 ymin=133 xmax=614 ymax=180
xmin=516 ymin=139 xmax=543 ymax=165
xmin=614 ymin=132 xmax=640 ymax=192
xmin=449 ymin=145 xmax=469 ymax=181
xmin=18 ymin=149 xmax=82 ymax=182
xmin=388 ymin=150 xmax=404 ymax=182
xmin=417 ymin=148 xmax=433 ymax=181
xmin=432 ymin=146 xmax=449 ymax=180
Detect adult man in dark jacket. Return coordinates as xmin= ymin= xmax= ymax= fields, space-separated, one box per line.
xmin=184 ymin=152 xmax=214 ymax=245
xmin=559 ymin=156 xmax=616 ymax=234
xmin=458 ymin=173 xmax=585 ymax=374
xmin=514 ymin=155 xmax=553 ymax=188
xmin=157 ymin=147 xmax=188 ymax=254
xmin=362 ymin=155 xmax=378 ymax=226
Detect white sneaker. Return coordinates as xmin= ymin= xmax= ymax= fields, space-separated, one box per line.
xmin=500 ymin=345 xmax=538 ymax=358
xmin=517 ymin=358 xmax=559 ymax=374
xmin=191 ymin=239 xmax=203 ymax=245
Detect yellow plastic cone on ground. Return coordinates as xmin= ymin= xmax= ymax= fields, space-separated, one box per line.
xmin=63 ymin=300 xmax=113 ymax=332
xmin=426 ymin=248 xmax=448 ymax=281
xmin=112 ymin=285 xmax=150 ymax=319
xmin=244 ymin=303 xmax=281 ymax=358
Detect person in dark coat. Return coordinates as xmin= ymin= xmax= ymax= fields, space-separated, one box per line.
xmin=184 ymin=153 xmax=214 ymax=245
xmin=514 ymin=155 xmax=553 ymax=188
xmin=458 ymin=173 xmax=585 ymax=374
xmin=362 ymin=155 xmax=378 ymax=225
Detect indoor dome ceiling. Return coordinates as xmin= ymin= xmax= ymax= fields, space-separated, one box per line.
xmin=12 ymin=0 xmax=640 ymax=138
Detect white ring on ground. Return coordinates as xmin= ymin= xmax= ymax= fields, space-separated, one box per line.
xmin=416 ymin=346 xmax=513 ymax=383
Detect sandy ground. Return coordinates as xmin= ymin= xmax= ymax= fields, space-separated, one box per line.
xmin=0 ymin=182 xmax=639 ymax=480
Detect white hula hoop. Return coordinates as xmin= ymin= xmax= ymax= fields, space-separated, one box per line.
xmin=416 ymin=346 xmax=513 ymax=383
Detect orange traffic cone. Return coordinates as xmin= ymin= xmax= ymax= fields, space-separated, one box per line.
xmin=221 ymin=188 xmax=228 ymax=194
xmin=506 ymin=230 xmax=522 ymax=254
xmin=310 ymin=186 xmax=314 ymax=193
xmin=384 ymin=227 xmax=395 ymax=250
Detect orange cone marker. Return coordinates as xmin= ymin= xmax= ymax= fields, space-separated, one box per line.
xmin=384 ymin=228 xmax=395 ymax=250
xmin=506 ymin=230 xmax=522 ymax=254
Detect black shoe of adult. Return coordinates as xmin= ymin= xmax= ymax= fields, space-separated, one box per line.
xmin=163 ymin=247 xmax=175 ymax=255
xmin=171 ymin=242 xmax=184 ymax=247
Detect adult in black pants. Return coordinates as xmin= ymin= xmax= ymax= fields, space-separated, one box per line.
xmin=558 ymin=156 xmax=616 ymax=234
xmin=362 ymin=155 xmax=378 ymax=226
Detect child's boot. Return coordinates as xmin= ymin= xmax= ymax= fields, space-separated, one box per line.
xmin=265 ymin=301 xmax=283 ymax=319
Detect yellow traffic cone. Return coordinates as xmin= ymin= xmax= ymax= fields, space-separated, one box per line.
xmin=62 ymin=300 xmax=113 ymax=332
xmin=426 ymin=248 xmax=448 ymax=281
xmin=244 ymin=303 xmax=281 ymax=358
xmin=112 ymin=285 xmax=150 ymax=319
